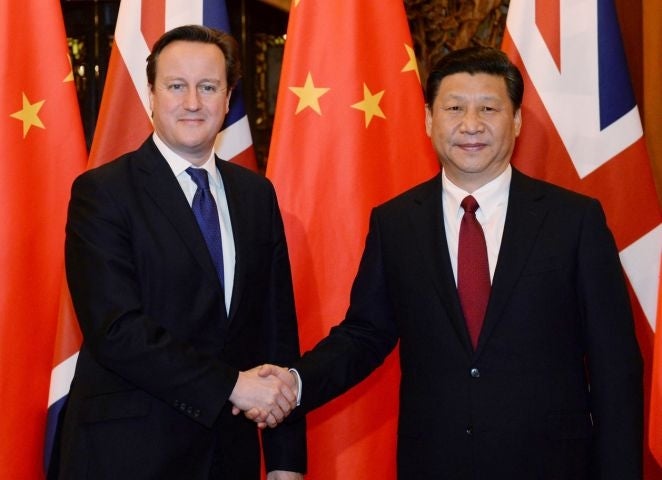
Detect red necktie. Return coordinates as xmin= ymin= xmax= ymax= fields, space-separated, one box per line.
xmin=457 ymin=195 xmax=490 ymax=349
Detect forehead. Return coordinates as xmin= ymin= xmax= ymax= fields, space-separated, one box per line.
xmin=435 ymin=72 xmax=509 ymax=102
xmin=155 ymin=40 xmax=225 ymax=76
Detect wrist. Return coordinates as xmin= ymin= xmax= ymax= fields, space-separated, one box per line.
xmin=288 ymin=368 xmax=302 ymax=406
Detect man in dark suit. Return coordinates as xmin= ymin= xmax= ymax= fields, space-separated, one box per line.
xmin=257 ymin=47 xmax=643 ymax=478
xmin=51 ymin=25 xmax=305 ymax=479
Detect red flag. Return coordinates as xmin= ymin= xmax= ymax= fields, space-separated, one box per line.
xmin=267 ymin=1 xmax=439 ymax=478
xmin=0 ymin=1 xmax=87 ymax=478
xmin=502 ymin=0 xmax=662 ymax=476
xmin=651 ymin=256 xmax=662 ymax=466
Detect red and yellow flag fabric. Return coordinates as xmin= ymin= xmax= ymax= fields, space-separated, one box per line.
xmin=267 ymin=1 xmax=439 ymax=478
xmin=503 ymin=0 xmax=662 ymax=476
xmin=0 ymin=1 xmax=88 ymax=478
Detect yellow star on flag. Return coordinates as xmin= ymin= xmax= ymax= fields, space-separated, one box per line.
xmin=351 ymin=83 xmax=386 ymax=127
xmin=10 ymin=93 xmax=45 ymax=138
xmin=289 ymin=72 xmax=330 ymax=115
xmin=402 ymin=44 xmax=420 ymax=83
xmin=64 ymin=54 xmax=75 ymax=82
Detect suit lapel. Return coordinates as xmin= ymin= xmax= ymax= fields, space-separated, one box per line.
xmin=408 ymin=175 xmax=474 ymax=352
xmin=136 ymin=139 xmax=223 ymax=296
xmin=474 ymin=169 xmax=547 ymax=355
xmin=216 ymin=159 xmax=246 ymax=323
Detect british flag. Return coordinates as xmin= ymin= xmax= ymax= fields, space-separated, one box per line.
xmin=503 ymin=0 xmax=662 ymax=475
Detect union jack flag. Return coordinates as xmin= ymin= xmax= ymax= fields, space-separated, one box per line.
xmin=503 ymin=0 xmax=662 ymax=475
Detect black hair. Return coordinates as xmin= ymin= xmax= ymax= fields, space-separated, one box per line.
xmin=425 ymin=47 xmax=523 ymax=110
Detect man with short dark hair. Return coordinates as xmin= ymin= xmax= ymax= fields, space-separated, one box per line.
xmin=51 ymin=25 xmax=305 ymax=480
xmin=258 ymin=46 xmax=643 ymax=479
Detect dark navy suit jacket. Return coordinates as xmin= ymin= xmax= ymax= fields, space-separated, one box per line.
xmin=54 ymin=137 xmax=306 ymax=479
xmin=295 ymin=168 xmax=642 ymax=479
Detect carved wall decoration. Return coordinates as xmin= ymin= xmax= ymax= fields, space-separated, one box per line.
xmin=404 ymin=0 xmax=510 ymax=88
xmin=254 ymin=33 xmax=285 ymax=132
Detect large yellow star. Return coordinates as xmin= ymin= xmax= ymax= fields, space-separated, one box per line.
xmin=10 ymin=93 xmax=45 ymax=138
xmin=401 ymin=44 xmax=420 ymax=83
xmin=351 ymin=83 xmax=386 ymax=127
xmin=289 ymin=72 xmax=330 ymax=115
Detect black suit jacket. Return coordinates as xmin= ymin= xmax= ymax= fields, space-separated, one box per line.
xmin=294 ymin=168 xmax=642 ymax=479
xmin=54 ymin=138 xmax=306 ymax=479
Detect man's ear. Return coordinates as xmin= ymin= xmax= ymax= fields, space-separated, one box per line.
xmin=514 ymin=108 xmax=522 ymax=137
xmin=148 ymin=85 xmax=154 ymax=115
xmin=424 ymin=104 xmax=432 ymax=137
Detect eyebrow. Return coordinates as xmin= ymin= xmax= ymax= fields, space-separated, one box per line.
xmin=161 ymin=76 xmax=222 ymax=84
xmin=442 ymin=93 xmax=502 ymax=102
xmin=197 ymin=78 xmax=222 ymax=85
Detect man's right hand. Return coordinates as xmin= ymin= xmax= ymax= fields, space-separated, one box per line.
xmin=229 ymin=365 xmax=297 ymax=428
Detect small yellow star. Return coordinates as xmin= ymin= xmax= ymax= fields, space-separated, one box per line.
xmin=64 ymin=54 xmax=75 ymax=82
xmin=289 ymin=72 xmax=330 ymax=115
xmin=402 ymin=44 xmax=420 ymax=83
xmin=351 ymin=83 xmax=386 ymax=127
xmin=10 ymin=93 xmax=45 ymax=138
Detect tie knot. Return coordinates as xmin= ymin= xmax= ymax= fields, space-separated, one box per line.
xmin=461 ymin=195 xmax=480 ymax=215
xmin=186 ymin=167 xmax=211 ymax=191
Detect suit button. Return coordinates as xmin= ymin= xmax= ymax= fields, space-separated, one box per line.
xmin=179 ymin=402 xmax=187 ymax=411
xmin=193 ymin=409 xmax=201 ymax=418
xmin=173 ymin=400 xmax=180 ymax=408
xmin=466 ymin=426 xmax=473 ymax=435
xmin=470 ymin=368 xmax=480 ymax=378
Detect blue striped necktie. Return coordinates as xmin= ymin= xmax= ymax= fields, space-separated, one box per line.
xmin=186 ymin=167 xmax=224 ymax=291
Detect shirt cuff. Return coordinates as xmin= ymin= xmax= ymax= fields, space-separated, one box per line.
xmin=288 ymin=368 xmax=302 ymax=407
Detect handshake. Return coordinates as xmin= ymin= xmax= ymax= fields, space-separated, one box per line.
xmin=229 ymin=364 xmax=298 ymax=429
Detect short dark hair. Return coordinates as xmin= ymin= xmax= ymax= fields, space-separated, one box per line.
xmin=146 ymin=25 xmax=241 ymax=90
xmin=425 ymin=47 xmax=523 ymax=111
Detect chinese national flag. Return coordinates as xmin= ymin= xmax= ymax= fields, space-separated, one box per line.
xmin=502 ymin=0 xmax=662 ymax=476
xmin=0 ymin=1 xmax=87 ymax=478
xmin=267 ymin=1 xmax=439 ymax=478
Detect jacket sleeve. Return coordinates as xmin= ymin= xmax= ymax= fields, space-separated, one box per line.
xmin=260 ymin=184 xmax=307 ymax=474
xmin=579 ymin=199 xmax=643 ymax=478
xmin=293 ymin=209 xmax=399 ymax=414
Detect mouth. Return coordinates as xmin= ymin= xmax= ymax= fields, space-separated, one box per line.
xmin=456 ymin=142 xmax=486 ymax=152
xmin=178 ymin=118 xmax=205 ymax=125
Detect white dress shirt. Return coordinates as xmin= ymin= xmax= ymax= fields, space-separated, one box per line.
xmin=442 ymin=165 xmax=511 ymax=284
xmin=153 ymin=133 xmax=235 ymax=313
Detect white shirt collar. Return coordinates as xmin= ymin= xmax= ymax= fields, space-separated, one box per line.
xmin=152 ymin=132 xmax=220 ymax=187
xmin=442 ymin=165 xmax=512 ymax=220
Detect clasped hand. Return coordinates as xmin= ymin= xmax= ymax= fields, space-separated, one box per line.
xmin=229 ymin=364 xmax=297 ymax=428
